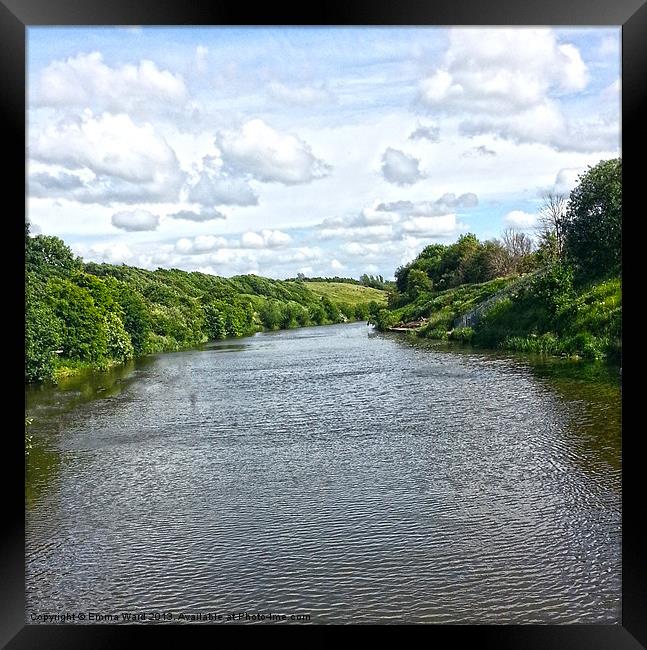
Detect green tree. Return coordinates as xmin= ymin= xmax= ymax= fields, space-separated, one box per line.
xmin=406 ymin=268 xmax=433 ymax=300
xmin=45 ymin=277 xmax=108 ymax=362
xmin=25 ymin=278 xmax=63 ymax=382
xmin=26 ymin=234 xmax=82 ymax=279
xmin=563 ymin=158 xmax=621 ymax=279
xmin=104 ymin=312 xmax=134 ymax=362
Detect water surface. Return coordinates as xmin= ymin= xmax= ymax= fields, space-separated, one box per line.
xmin=25 ymin=322 xmax=621 ymax=624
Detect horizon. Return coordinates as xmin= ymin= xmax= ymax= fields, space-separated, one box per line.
xmin=27 ymin=26 xmax=620 ymax=280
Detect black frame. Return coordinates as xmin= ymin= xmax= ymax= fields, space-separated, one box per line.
xmin=3 ymin=1 xmax=645 ymax=646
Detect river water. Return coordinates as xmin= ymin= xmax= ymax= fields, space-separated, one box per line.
xmin=25 ymin=322 xmax=621 ymax=624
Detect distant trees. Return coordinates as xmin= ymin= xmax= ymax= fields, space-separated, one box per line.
xmin=393 ymin=231 xmax=536 ymax=304
xmin=500 ymin=229 xmax=535 ymax=273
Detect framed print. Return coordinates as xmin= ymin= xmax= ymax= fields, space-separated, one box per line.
xmin=3 ymin=0 xmax=645 ymax=646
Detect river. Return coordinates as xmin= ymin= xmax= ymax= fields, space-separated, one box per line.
xmin=25 ymin=322 xmax=621 ymax=624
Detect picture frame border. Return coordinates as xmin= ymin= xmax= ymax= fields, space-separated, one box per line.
xmin=4 ymin=0 xmax=644 ymax=644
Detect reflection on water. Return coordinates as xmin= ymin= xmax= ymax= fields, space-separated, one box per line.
xmin=25 ymin=323 xmax=621 ymax=624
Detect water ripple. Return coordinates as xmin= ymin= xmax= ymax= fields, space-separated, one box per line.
xmin=25 ymin=323 xmax=621 ymax=624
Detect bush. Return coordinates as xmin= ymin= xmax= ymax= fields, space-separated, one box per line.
xmin=449 ymin=327 xmax=474 ymax=343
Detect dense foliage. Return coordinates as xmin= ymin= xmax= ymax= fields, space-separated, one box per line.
xmin=393 ymin=231 xmax=536 ymax=305
xmin=372 ymin=158 xmax=621 ymax=361
xmin=563 ymin=158 xmax=621 ymax=280
xmin=25 ymin=233 xmax=385 ymax=383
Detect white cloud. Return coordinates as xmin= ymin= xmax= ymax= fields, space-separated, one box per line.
xmin=417 ymin=28 xmax=610 ymax=152
xmin=78 ymin=241 xmax=136 ymax=264
xmin=217 ymin=119 xmax=331 ymax=184
xmin=381 ymin=147 xmax=424 ymax=186
xmin=186 ymin=172 xmax=258 ymax=206
xmin=401 ymin=213 xmax=467 ymax=236
xmin=111 ymin=209 xmax=160 ymax=231
xmin=267 ymin=81 xmax=334 ymax=105
xmin=167 ymin=207 xmax=226 ymax=222
xmin=503 ymin=210 xmax=537 ymax=229
xmin=377 ymin=193 xmax=478 ymax=216
xmin=330 ymin=259 xmax=344 ymax=270
xmin=30 ymin=112 xmax=185 ymax=203
xmin=175 ymin=235 xmax=228 ymax=254
xmin=35 ymin=52 xmax=187 ymax=112
xmin=241 ymin=229 xmax=292 ymax=249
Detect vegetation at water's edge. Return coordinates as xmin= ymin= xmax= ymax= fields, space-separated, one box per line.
xmin=25 ymin=232 xmax=386 ymax=384
xmin=371 ymin=158 xmax=621 ymax=361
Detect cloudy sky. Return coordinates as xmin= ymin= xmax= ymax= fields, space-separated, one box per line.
xmin=27 ymin=27 xmax=620 ymax=279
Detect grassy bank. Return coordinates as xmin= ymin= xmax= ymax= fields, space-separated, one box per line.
xmin=304 ymin=281 xmax=388 ymax=307
xmin=373 ymin=270 xmax=621 ymax=361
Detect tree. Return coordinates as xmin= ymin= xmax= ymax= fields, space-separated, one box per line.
xmin=45 ymin=277 xmax=108 ymax=362
xmin=26 ymin=234 xmax=82 ymax=279
xmin=536 ymin=191 xmax=568 ymax=260
xmin=406 ymin=268 xmax=433 ymax=300
xmin=25 ymin=276 xmax=63 ymax=382
xmin=501 ymin=229 xmax=534 ymax=273
xmin=563 ymin=158 xmax=621 ymax=279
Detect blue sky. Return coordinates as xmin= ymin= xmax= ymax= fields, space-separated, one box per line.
xmin=27 ymin=27 xmax=620 ymax=279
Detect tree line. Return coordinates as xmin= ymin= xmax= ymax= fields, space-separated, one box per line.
xmin=25 ymin=230 xmax=382 ymax=383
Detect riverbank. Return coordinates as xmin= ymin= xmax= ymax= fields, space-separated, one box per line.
xmin=26 ymin=229 xmax=386 ymax=384
xmin=372 ymin=270 xmax=621 ymax=361
xmin=49 ymin=317 xmax=373 ymax=382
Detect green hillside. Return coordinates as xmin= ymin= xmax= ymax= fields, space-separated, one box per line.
xmin=25 ymin=231 xmax=386 ymax=384
xmin=304 ymin=281 xmax=388 ymax=306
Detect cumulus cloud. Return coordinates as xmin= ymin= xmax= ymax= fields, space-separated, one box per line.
xmin=216 ymin=119 xmax=331 ymax=184
xmin=409 ymin=124 xmax=440 ymax=142
xmin=317 ymin=205 xmax=401 ymax=241
xmin=241 ymin=229 xmax=292 ymax=249
xmin=30 ymin=112 xmax=185 ymax=203
xmin=416 ymin=28 xmax=616 ymax=152
xmin=316 ymin=193 xmax=475 ymax=245
xmin=186 ymin=172 xmax=258 ymax=206
xmin=167 ymin=207 xmax=226 ymax=222
xmin=381 ymin=148 xmax=424 ymax=186
xmin=267 ymin=81 xmax=334 ymax=105
xmin=419 ymin=29 xmax=588 ymax=114
xmin=175 ymin=235 xmax=228 ymax=254
xmin=111 ymin=209 xmax=160 ymax=231
xmin=35 ymin=52 xmax=187 ymax=112
xmin=78 ymin=241 xmax=136 ymax=265
xmin=503 ymin=210 xmax=537 ymax=229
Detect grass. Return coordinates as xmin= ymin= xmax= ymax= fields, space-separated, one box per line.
xmin=377 ymin=272 xmax=621 ymax=361
xmin=382 ymin=277 xmax=514 ymax=332
xmin=473 ymin=275 xmax=621 ymax=360
xmin=304 ymin=281 xmax=388 ymax=306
